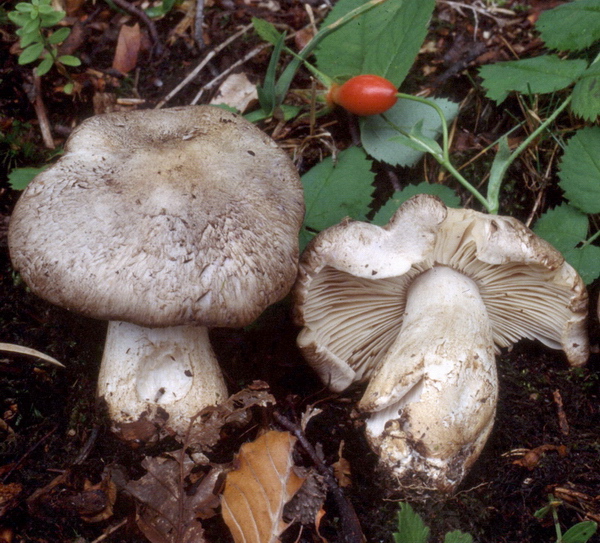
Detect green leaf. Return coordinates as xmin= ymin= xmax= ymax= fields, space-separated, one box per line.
xmin=14 ymin=3 xmax=35 ymax=13
xmin=57 ymin=54 xmax=80 ymax=66
xmin=18 ymin=29 xmax=42 ymax=48
xmin=63 ymin=81 xmax=74 ymax=94
xmin=48 ymin=26 xmax=70 ymax=44
xmin=444 ymin=530 xmax=473 ymax=543
xmin=479 ymin=55 xmax=588 ymax=103
xmin=301 ymin=146 xmax=374 ymax=243
xmin=315 ymin=0 xmax=435 ymax=86
xmin=561 ymin=521 xmax=598 ymax=543
xmin=536 ymin=0 xmax=600 ymax=52
xmin=144 ymin=0 xmax=177 ymax=18
xmin=252 ymin=17 xmax=282 ymax=46
xmin=558 ymin=126 xmax=600 ymax=214
xmin=18 ymin=41 xmax=44 ymax=64
xmin=35 ymin=55 xmax=53 ymax=75
xmin=8 ymin=166 xmax=47 ymax=190
xmin=361 ymin=97 xmax=459 ymax=167
xmin=39 ymin=9 xmax=65 ymax=26
xmin=256 ymin=27 xmax=285 ymax=115
xmin=372 ymin=183 xmax=460 ymax=226
xmin=21 ymin=16 xmax=41 ymax=34
xmin=8 ymin=10 xmax=31 ymax=25
xmin=533 ymin=204 xmax=600 ymax=284
xmin=571 ymin=61 xmax=600 ymax=121
xmin=393 ymin=502 xmax=430 ymax=543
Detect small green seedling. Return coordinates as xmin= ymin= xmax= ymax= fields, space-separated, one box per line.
xmin=393 ymin=502 xmax=473 ymax=543
xmin=8 ymin=0 xmax=81 ymax=93
xmin=535 ymin=494 xmax=597 ymax=543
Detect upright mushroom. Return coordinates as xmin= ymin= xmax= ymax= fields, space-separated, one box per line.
xmin=9 ymin=105 xmax=304 ymax=439
xmin=294 ymin=194 xmax=588 ymax=492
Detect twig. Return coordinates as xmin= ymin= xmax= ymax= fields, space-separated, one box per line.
xmin=273 ymin=411 xmax=364 ymax=543
xmin=195 ymin=0 xmax=205 ymax=47
xmin=108 ymin=0 xmax=164 ymax=57
xmin=154 ymin=23 xmax=253 ymax=109
xmin=90 ymin=519 xmax=128 ymax=543
xmin=31 ymin=71 xmax=55 ymax=149
xmin=190 ymin=42 xmax=270 ymax=105
xmin=1 ymin=426 xmax=58 ymax=484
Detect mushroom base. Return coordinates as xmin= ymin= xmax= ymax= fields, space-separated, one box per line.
xmin=97 ymin=321 xmax=228 ymax=440
xmin=360 ymin=266 xmax=498 ymax=493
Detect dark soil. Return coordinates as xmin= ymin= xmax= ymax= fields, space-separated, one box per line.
xmin=1 ymin=0 xmax=600 ymax=542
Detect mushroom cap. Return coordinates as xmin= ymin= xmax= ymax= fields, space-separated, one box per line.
xmin=293 ymin=194 xmax=589 ymax=392
xmin=9 ymin=106 xmax=305 ymax=328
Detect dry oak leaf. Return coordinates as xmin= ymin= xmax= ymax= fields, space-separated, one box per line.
xmin=221 ymin=430 xmax=305 ymax=543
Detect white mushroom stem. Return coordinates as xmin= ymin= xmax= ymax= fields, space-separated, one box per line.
xmin=97 ymin=322 xmax=228 ymax=434
xmin=359 ymin=266 xmax=498 ymax=491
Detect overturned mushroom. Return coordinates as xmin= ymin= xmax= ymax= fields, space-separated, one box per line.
xmin=9 ymin=105 xmax=304 ymax=440
xmin=294 ymin=194 xmax=588 ymax=492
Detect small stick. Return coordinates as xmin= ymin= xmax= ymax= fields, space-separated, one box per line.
xmin=31 ymin=71 xmax=55 ymax=149
xmin=273 ymin=411 xmax=364 ymax=543
xmin=155 ymin=23 xmax=253 ymax=109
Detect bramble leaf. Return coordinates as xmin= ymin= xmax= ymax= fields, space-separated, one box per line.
xmin=536 ymin=0 xmax=600 ymax=52
xmin=479 ymin=55 xmax=588 ymax=103
xmin=444 ymin=531 xmax=473 ymax=543
xmin=393 ymin=502 xmax=430 ymax=543
xmin=571 ymin=61 xmax=600 ymax=121
xmin=300 ymin=146 xmax=374 ymax=248
xmin=315 ymin=0 xmax=435 ymax=86
xmin=558 ymin=127 xmax=600 ymax=214
xmin=372 ymin=184 xmax=460 ymax=226
xmin=533 ymin=204 xmax=600 ymax=284
xmin=360 ymin=97 xmax=458 ymax=167
xmin=8 ymin=166 xmax=47 ymax=190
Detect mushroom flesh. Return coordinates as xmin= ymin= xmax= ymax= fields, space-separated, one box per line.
xmin=293 ymin=194 xmax=588 ymax=491
xmin=9 ymin=105 xmax=305 ymax=439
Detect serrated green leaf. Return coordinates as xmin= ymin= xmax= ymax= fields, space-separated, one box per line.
xmin=444 ymin=530 xmax=473 ymax=543
xmin=252 ymin=17 xmax=282 ymax=46
xmin=533 ymin=204 xmax=600 ymax=284
xmin=8 ymin=166 xmax=47 ymax=190
xmin=361 ymin=97 xmax=459 ymax=167
xmin=48 ymin=26 xmax=70 ymax=44
xmin=57 ymin=54 xmax=80 ymax=66
xmin=301 ymin=146 xmax=374 ymax=236
xmin=373 ymin=183 xmax=460 ymax=226
xmin=35 ymin=55 xmax=53 ymax=75
xmin=537 ymin=0 xmax=600 ymax=52
xmin=479 ymin=55 xmax=588 ymax=103
xmin=571 ymin=61 xmax=600 ymax=121
xmin=315 ymin=0 xmax=435 ymax=86
xmin=561 ymin=520 xmax=598 ymax=543
xmin=558 ymin=127 xmax=600 ymax=214
xmin=18 ymin=41 xmax=44 ymax=64
xmin=393 ymin=502 xmax=430 ymax=543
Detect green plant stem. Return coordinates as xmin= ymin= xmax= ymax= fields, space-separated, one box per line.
xmin=582 ymin=229 xmax=600 ymax=247
xmin=488 ymin=94 xmax=572 ymax=212
xmin=392 ymin=93 xmax=491 ymax=211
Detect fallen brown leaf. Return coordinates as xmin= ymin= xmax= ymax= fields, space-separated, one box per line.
xmin=221 ymin=430 xmax=305 ymax=543
xmin=512 ymin=444 xmax=568 ymax=470
xmin=126 ymin=452 xmax=222 ymax=543
xmin=112 ymin=23 xmax=142 ymax=74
